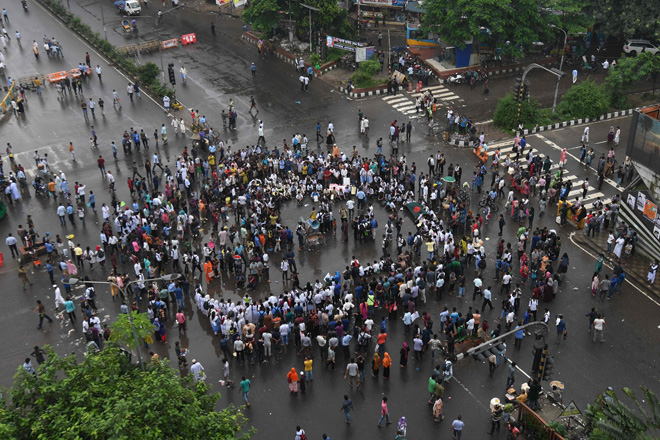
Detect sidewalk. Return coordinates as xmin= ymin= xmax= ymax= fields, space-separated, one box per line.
xmin=572 ymin=230 xmax=660 ymax=297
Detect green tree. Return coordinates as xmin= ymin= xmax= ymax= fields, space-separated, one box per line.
xmin=242 ymin=0 xmax=283 ymax=33
xmin=421 ymin=0 xmax=588 ymax=56
xmin=591 ymin=0 xmax=660 ymax=40
xmin=605 ymin=55 xmax=640 ymax=107
xmin=637 ymin=51 xmax=660 ymax=96
xmin=493 ymin=92 xmax=540 ymax=130
xmin=556 ymin=80 xmax=610 ymax=119
xmin=0 ymin=346 xmax=253 ymax=439
xmin=586 ymin=387 xmax=660 ymax=439
xmin=110 ymin=311 xmax=154 ymax=349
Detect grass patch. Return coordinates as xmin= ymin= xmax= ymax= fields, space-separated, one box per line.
xmin=352 ymin=77 xmax=387 ymax=89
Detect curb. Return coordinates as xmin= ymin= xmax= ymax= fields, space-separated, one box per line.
xmin=338 ymin=85 xmax=388 ymax=99
xmin=571 ymin=232 xmax=660 ymax=299
xmin=520 ymin=109 xmax=637 ymax=136
xmin=240 ymin=33 xmax=337 ymax=78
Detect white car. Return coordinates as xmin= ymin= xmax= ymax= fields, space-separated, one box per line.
xmin=623 ymin=39 xmax=659 ymax=56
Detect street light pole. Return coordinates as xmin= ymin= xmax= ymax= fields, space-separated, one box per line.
xmin=300 ymin=3 xmax=319 ymax=56
xmin=68 ymin=274 xmax=180 ymax=372
xmin=550 ymin=24 xmax=568 ymax=114
xmin=100 ymin=0 xmax=107 ymax=41
xmin=155 ymin=5 xmax=185 ymax=78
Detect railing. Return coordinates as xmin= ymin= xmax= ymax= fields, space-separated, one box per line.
xmin=517 ymin=402 xmax=566 ymax=440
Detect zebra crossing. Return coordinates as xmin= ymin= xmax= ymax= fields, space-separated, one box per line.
xmin=381 ymin=84 xmax=461 ymax=119
xmin=488 ymin=141 xmax=605 ymax=212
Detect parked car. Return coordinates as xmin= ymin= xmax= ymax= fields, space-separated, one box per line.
xmin=623 ymin=39 xmax=659 ymax=56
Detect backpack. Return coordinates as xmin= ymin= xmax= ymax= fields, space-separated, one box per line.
xmin=88 ymin=288 xmax=96 ymax=299
xmin=97 ymin=249 xmax=104 ymax=259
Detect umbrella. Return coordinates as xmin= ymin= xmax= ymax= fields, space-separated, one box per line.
xmin=66 ymin=234 xmax=75 ymax=239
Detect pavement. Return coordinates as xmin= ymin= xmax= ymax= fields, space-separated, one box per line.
xmin=1 ymin=2 xmax=660 ymax=439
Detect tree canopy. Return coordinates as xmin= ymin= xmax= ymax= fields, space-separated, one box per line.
xmin=591 ymin=0 xmax=660 ymax=40
xmin=0 ymin=346 xmax=253 ymax=440
xmin=422 ymin=0 xmax=590 ymax=55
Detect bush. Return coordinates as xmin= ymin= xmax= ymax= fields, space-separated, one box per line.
xmin=358 ymin=59 xmax=381 ymax=77
xmin=556 ymin=80 xmax=610 ymax=120
xmin=493 ymin=92 xmax=540 ymax=130
xmin=138 ymin=63 xmax=161 ymax=87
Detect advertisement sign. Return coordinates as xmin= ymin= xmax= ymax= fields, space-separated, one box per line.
xmin=326 ymin=36 xmax=366 ymax=52
xmin=358 ymin=0 xmax=405 ymax=7
xmin=355 ymin=46 xmax=375 ymax=62
xmin=216 ymin=0 xmax=246 ymax=6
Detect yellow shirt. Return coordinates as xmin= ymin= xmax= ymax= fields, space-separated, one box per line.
xmin=426 ymin=241 xmax=434 ymax=252
xmin=304 ymin=359 xmax=313 ymax=371
xmin=74 ymin=247 xmax=83 ymax=256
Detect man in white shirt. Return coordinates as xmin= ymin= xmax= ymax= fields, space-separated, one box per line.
xmin=593 ymin=314 xmax=605 ymax=343
xmin=190 ymin=359 xmax=205 ymax=381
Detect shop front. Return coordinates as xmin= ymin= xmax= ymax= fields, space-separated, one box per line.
xmin=356 ymin=0 xmax=406 ymax=26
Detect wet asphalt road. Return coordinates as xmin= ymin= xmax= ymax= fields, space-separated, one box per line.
xmin=0 ymin=2 xmax=659 ymax=439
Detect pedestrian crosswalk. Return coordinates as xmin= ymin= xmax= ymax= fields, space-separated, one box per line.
xmin=381 ymin=84 xmax=461 ymax=119
xmin=409 ymin=84 xmax=460 ymax=102
xmin=487 ymin=142 xmax=605 ymax=212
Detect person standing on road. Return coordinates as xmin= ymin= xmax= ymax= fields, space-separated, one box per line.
xmin=6 ymin=233 xmax=19 ymax=258
xmin=582 ymin=125 xmax=589 ymax=144
xmin=287 ymin=367 xmax=299 ymax=393
xmin=340 ymin=394 xmax=354 ymax=424
xmin=127 ymin=83 xmax=134 ymax=102
xmin=31 ymin=346 xmax=46 ymax=365
xmin=377 ymin=396 xmax=391 ymax=427
xmin=585 ymin=307 xmax=597 ymax=332
xmin=250 ymin=62 xmax=256 ymax=78
xmin=239 ymin=376 xmax=251 ymax=407
xmin=451 ymin=415 xmax=464 ymax=440
xmin=593 ymin=314 xmax=605 ymax=343
xmin=18 ymin=265 xmax=33 ymax=290
xmin=487 ymin=403 xmax=503 ymax=434
xmin=294 ymin=426 xmax=306 ymax=440
xmin=34 ymin=300 xmax=53 ymax=329
xmin=96 ymin=65 xmax=102 ymax=81
xmin=345 ymin=357 xmax=360 ymax=388
xmin=506 ymin=361 xmax=516 ymax=388
xmin=555 ymin=314 xmax=567 ymax=344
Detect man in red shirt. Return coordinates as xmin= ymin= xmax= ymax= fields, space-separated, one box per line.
xmin=97 ymin=155 xmax=105 ymax=177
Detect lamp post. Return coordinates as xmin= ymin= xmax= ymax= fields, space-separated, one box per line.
xmin=550 ymin=24 xmax=568 ymax=72
xmin=550 ymin=24 xmax=568 ymax=114
xmin=100 ymin=0 xmax=107 ymax=41
xmin=156 ymin=5 xmax=185 ymax=78
xmin=300 ymin=3 xmax=319 ymax=55
xmin=69 ymin=273 xmax=181 ymax=371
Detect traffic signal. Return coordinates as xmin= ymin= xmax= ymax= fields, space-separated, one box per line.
xmin=542 ymin=355 xmax=555 ymax=380
xmin=168 ymin=63 xmax=176 ymax=85
xmin=532 ymin=345 xmax=543 ymax=376
xmin=522 ymin=81 xmax=530 ymax=100
xmin=514 ymin=77 xmax=522 ymax=101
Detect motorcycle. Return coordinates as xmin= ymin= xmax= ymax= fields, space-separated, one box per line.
xmin=447 ymin=73 xmax=465 ymax=85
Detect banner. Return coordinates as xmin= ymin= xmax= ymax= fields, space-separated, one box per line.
xmin=326 ymin=36 xmax=366 ymax=52
xmin=355 ymin=46 xmax=375 ymax=62
xmin=216 ymin=0 xmax=246 ymax=6
xmin=358 ymin=0 xmax=405 ymax=6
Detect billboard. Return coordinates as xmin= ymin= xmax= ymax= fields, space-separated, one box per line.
xmin=626 ymin=110 xmax=660 ymax=175
xmin=326 ymin=36 xmax=366 ymax=52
